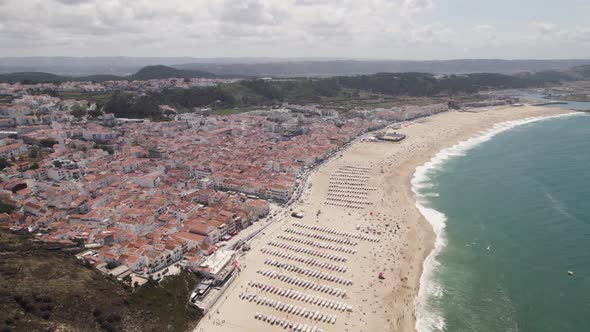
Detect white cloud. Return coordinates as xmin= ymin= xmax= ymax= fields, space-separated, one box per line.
xmin=473 ymin=24 xmax=496 ymax=42
xmin=401 ymin=0 xmax=435 ymax=13
xmin=532 ymin=22 xmax=556 ymax=35
xmin=0 ymin=0 xmax=588 ymax=59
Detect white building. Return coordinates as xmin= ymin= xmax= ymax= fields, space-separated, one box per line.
xmin=0 ymin=142 xmax=28 ymax=159
xmin=82 ymin=126 xmax=117 ymax=142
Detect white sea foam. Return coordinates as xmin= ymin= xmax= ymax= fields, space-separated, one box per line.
xmin=413 ymin=112 xmax=582 ymax=332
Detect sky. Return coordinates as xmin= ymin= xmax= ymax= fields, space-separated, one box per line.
xmin=0 ymin=0 xmax=589 ymax=59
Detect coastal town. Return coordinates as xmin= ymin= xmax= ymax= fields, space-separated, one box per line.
xmin=0 ymin=74 xmax=583 ymax=332
xmin=2 ymin=72 xmax=567 ymax=332
xmin=0 ymin=78 xmax=452 ymax=287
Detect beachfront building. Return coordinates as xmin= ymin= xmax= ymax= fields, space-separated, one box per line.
xmin=172 ymin=232 xmax=207 ymax=251
xmin=245 ymin=199 xmax=270 ymax=218
xmin=267 ymin=182 xmax=295 ymax=203
xmin=195 ymin=250 xmax=237 ymax=283
xmin=189 ymin=250 xmax=239 ymax=313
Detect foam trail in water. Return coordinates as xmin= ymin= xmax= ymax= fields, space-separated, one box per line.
xmin=412 ymin=112 xmax=581 ymax=332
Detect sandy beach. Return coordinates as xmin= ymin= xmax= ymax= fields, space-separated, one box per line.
xmin=194 ymin=105 xmax=575 ymax=332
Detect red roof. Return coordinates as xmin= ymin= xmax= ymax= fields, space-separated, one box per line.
xmin=173 ymin=232 xmax=207 ymax=243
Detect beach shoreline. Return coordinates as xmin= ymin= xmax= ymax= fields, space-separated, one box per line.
xmin=194 ymin=105 xmax=576 ymax=332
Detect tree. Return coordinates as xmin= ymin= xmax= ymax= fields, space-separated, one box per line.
xmin=122 ymin=274 xmax=132 ymax=286
xmin=52 ymin=160 xmax=62 ymax=168
xmin=94 ymin=144 xmax=114 ymax=155
xmin=88 ymin=109 xmax=104 ymax=118
xmin=70 ymin=104 xmax=87 ymax=119
xmin=146 ymin=275 xmax=158 ymax=287
xmin=0 ymin=158 xmax=11 ymax=170
xmin=0 ymin=202 xmax=15 ymax=214
xmin=106 ymin=261 xmax=119 ymax=270
xmin=40 ymin=138 xmax=57 ymax=148
xmin=28 ymin=147 xmax=40 ymax=159
xmin=28 ymin=163 xmax=39 ymax=170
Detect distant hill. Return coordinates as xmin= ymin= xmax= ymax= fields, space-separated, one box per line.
xmin=0 ymin=72 xmax=66 ymax=84
xmin=174 ymin=59 xmax=590 ymax=77
xmin=131 ymin=65 xmax=216 ymax=80
xmin=0 ymin=57 xmax=349 ymax=76
xmin=0 ymin=65 xmax=217 ymax=84
xmin=103 ymin=70 xmax=572 ymax=120
xmin=569 ymin=65 xmax=590 ymax=79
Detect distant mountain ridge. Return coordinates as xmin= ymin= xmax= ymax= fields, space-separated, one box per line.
xmin=569 ymin=65 xmax=590 ymax=79
xmin=2 ymin=57 xmax=590 ymax=77
xmin=132 ymin=65 xmax=215 ymax=80
xmin=2 ymin=62 xmax=590 ymax=89
xmin=174 ymin=59 xmax=590 ymax=77
xmin=0 ymin=65 xmax=217 ymax=84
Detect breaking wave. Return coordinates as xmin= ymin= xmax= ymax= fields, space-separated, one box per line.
xmin=412 ymin=112 xmax=581 ymax=332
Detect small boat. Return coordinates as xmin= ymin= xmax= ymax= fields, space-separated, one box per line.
xmin=568 ymin=271 xmax=575 ymax=276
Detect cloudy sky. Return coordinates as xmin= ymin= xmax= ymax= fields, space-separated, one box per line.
xmin=1 ymin=0 xmax=589 ymax=59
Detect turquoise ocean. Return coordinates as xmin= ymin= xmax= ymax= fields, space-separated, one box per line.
xmin=413 ymin=98 xmax=590 ymax=332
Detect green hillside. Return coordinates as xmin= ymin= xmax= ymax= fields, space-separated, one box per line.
xmin=0 ymin=229 xmax=201 ymax=332
xmin=103 ymin=71 xmax=568 ymax=119
xmin=0 ymin=72 xmax=65 ymax=84
xmin=132 ymin=65 xmax=216 ymax=80
xmin=0 ymin=65 xmax=217 ymax=84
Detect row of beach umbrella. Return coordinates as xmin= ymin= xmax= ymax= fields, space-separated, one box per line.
xmin=293 ymin=223 xmax=379 ymax=242
xmin=267 ymin=241 xmax=348 ymax=262
xmin=328 ymin=180 xmax=367 ymax=186
xmin=324 ymin=201 xmax=366 ymax=209
xmin=340 ymin=165 xmax=371 ymax=171
xmin=257 ymin=269 xmax=347 ymax=298
xmin=277 ymin=235 xmax=358 ymax=254
xmin=327 ymin=193 xmax=368 ymax=199
xmin=284 ymin=228 xmax=357 ymax=246
xmin=325 ymin=197 xmax=371 ymax=205
xmin=334 ymin=169 xmax=370 ymax=175
xmin=328 ymin=181 xmax=367 ymax=187
xmin=330 ymin=175 xmax=369 ymax=181
xmin=264 ymin=258 xmax=353 ymax=286
xmin=242 ymin=293 xmax=338 ymax=325
xmin=253 ymin=311 xmax=325 ymax=332
xmin=327 ymin=186 xmax=371 ymax=193
xmin=248 ymin=281 xmax=353 ymax=312
xmin=260 ymin=248 xmax=347 ymax=273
